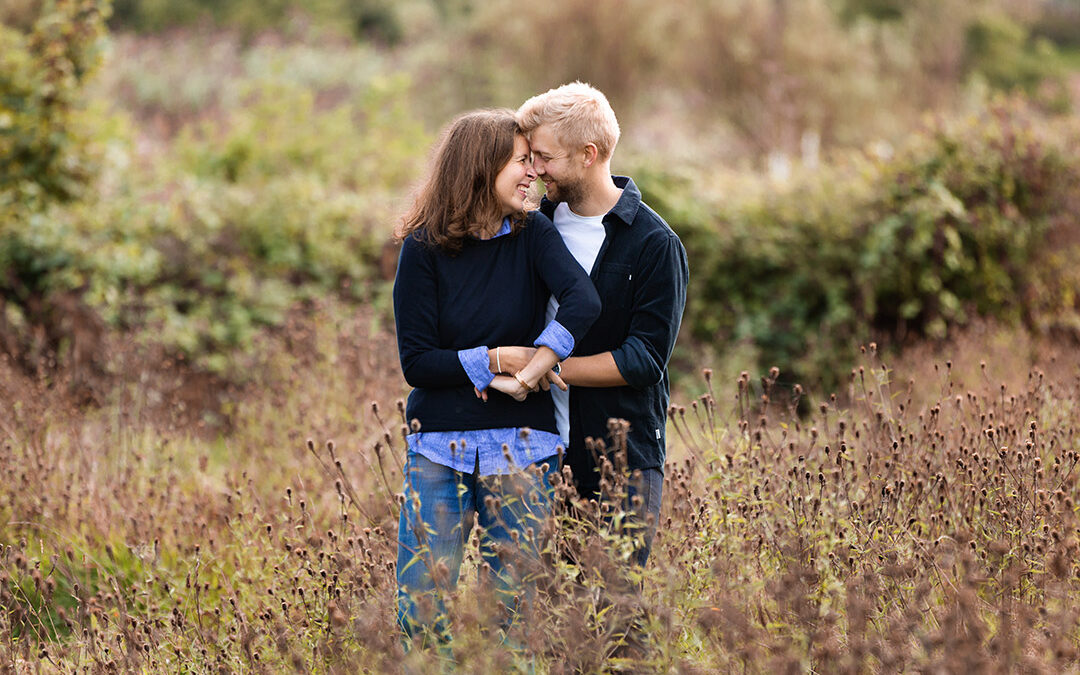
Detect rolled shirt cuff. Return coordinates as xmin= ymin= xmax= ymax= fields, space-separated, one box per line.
xmin=458 ymin=345 xmax=495 ymax=391
xmin=533 ymin=320 xmax=575 ymax=361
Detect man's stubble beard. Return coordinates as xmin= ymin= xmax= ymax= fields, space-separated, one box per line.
xmin=549 ymin=175 xmax=587 ymax=210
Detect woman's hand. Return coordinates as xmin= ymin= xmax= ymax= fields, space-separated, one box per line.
xmin=488 ymin=346 xmax=537 ymax=374
xmin=488 ymin=375 xmax=530 ymax=402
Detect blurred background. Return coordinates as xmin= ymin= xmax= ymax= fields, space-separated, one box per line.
xmin=4 ymin=0 xmax=1080 ymax=421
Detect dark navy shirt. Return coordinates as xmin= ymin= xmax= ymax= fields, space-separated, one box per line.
xmin=540 ymin=176 xmax=688 ymax=490
xmin=393 ymin=211 xmax=601 ymax=446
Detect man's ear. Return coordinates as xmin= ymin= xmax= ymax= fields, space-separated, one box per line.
xmin=582 ymin=143 xmax=599 ymax=168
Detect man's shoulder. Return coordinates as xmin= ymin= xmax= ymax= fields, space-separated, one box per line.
xmin=613 ymin=198 xmax=682 ymax=259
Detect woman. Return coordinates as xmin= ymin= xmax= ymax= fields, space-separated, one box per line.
xmin=392 ymin=109 xmax=600 ymax=645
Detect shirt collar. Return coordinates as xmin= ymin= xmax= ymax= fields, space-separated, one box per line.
xmin=472 ymin=217 xmax=512 ymax=240
xmin=539 ymin=175 xmax=642 ymax=226
xmin=608 ymin=175 xmax=641 ymax=226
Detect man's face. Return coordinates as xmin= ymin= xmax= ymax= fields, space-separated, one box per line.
xmin=529 ymin=124 xmax=586 ymax=207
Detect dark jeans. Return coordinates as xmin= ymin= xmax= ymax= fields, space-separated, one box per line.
xmin=396 ymin=450 xmax=557 ymax=643
xmin=570 ymin=464 xmax=664 ymax=567
xmin=622 ymin=467 xmax=663 ymax=567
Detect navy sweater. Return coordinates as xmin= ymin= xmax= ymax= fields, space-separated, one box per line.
xmin=393 ymin=211 xmax=601 ymax=435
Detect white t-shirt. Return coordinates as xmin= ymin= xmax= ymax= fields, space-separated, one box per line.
xmin=545 ymin=201 xmax=609 ymax=447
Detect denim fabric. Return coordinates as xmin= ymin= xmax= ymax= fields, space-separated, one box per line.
xmin=622 ymin=468 xmax=663 ymax=567
xmin=455 ymin=318 xmax=575 ymax=394
xmin=531 ymin=320 xmax=575 ymax=361
xmin=396 ymin=449 xmax=558 ymax=644
xmin=406 ymin=428 xmax=564 ymax=476
xmin=457 ymin=345 xmax=495 ymax=391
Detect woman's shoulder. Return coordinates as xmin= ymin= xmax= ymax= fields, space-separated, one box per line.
xmin=401 ymin=230 xmax=442 ymax=251
xmin=398 ymin=232 xmax=443 ymax=266
xmin=521 ymin=210 xmax=557 ymax=243
xmin=526 ymin=209 xmax=555 ymax=229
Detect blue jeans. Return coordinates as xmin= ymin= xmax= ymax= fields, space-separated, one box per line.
xmin=573 ymin=465 xmax=664 ymax=567
xmin=396 ymin=450 xmax=557 ymax=644
xmin=622 ymin=468 xmax=663 ymax=567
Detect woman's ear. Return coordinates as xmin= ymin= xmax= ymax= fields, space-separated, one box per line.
xmin=582 ymin=143 xmax=599 ymax=168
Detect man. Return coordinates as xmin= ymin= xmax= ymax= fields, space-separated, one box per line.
xmin=494 ymin=82 xmax=688 ymax=566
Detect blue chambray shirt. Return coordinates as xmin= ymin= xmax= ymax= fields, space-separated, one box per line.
xmin=405 ymin=218 xmax=574 ymax=476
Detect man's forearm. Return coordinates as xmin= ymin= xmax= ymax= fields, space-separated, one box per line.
xmin=560 ymin=352 xmax=627 ymax=388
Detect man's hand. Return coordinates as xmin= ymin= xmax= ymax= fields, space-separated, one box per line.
xmin=488 ymin=375 xmax=530 ymax=402
xmin=537 ymin=369 xmax=567 ymax=392
xmin=489 ymin=346 xmax=536 ymax=374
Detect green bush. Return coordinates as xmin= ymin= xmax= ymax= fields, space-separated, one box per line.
xmin=965 ymin=10 xmax=1068 ymax=105
xmin=640 ymin=98 xmax=1080 ymax=390
xmin=0 ymin=0 xmax=110 ymax=370
xmin=107 ymin=0 xmax=406 ymax=43
xmin=1 ymin=3 xmax=428 ymax=377
xmin=23 ymin=77 xmax=426 ymax=375
xmin=0 ymin=0 xmax=108 ymax=215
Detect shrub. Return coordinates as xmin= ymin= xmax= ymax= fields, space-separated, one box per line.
xmin=639 ymin=98 xmax=1080 ymax=390
xmin=2 ymin=21 xmax=429 ymax=378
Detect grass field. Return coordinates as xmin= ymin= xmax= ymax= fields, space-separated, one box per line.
xmin=4 ymin=304 xmax=1080 ymax=672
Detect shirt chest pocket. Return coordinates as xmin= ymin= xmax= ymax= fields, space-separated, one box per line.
xmin=594 ymin=262 xmax=632 ymax=312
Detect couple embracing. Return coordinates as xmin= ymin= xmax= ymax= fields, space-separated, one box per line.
xmin=392 ymin=82 xmax=689 ymax=645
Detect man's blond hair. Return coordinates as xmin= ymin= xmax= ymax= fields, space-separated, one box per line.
xmin=516 ymin=81 xmax=621 ymax=161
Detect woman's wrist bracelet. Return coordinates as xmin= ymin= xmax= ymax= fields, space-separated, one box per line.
xmin=514 ymin=371 xmax=531 ymax=390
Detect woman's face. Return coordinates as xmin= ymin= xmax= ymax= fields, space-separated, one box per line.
xmin=494 ymin=135 xmax=537 ymax=217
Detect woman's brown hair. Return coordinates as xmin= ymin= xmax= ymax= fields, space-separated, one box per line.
xmin=397 ymin=109 xmax=526 ymax=253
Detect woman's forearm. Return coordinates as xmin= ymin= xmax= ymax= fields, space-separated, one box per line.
xmin=514 ymin=345 xmax=559 ymax=389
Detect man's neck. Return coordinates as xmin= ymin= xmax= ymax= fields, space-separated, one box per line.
xmin=568 ymin=171 xmax=623 ymax=218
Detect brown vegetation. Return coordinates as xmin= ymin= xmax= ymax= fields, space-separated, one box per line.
xmin=4 ymin=306 xmax=1080 ymax=671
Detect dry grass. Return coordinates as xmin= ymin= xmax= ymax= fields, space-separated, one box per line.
xmin=4 ymin=309 xmax=1080 ymax=672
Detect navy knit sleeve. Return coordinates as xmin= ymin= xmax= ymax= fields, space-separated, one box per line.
xmin=528 ymin=213 xmax=601 ymax=344
xmin=610 ymin=231 xmax=689 ymax=389
xmin=393 ymin=236 xmax=472 ymax=388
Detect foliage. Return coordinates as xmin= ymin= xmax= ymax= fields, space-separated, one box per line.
xmin=965 ymin=10 xmax=1069 ymax=108
xmin=0 ymin=0 xmax=108 ymax=215
xmin=5 ymin=310 xmax=1080 ymax=670
xmin=107 ymin=0 xmax=410 ymax=43
xmin=410 ymin=0 xmax=1071 ymax=160
xmin=641 ymin=98 xmax=1080 ymax=390
xmin=4 ymin=0 xmax=1079 ymax=388
xmin=0 ymin=0 xmax=111 ymax=382
xmin=3 ymin=76 xmax=426 ymax=376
